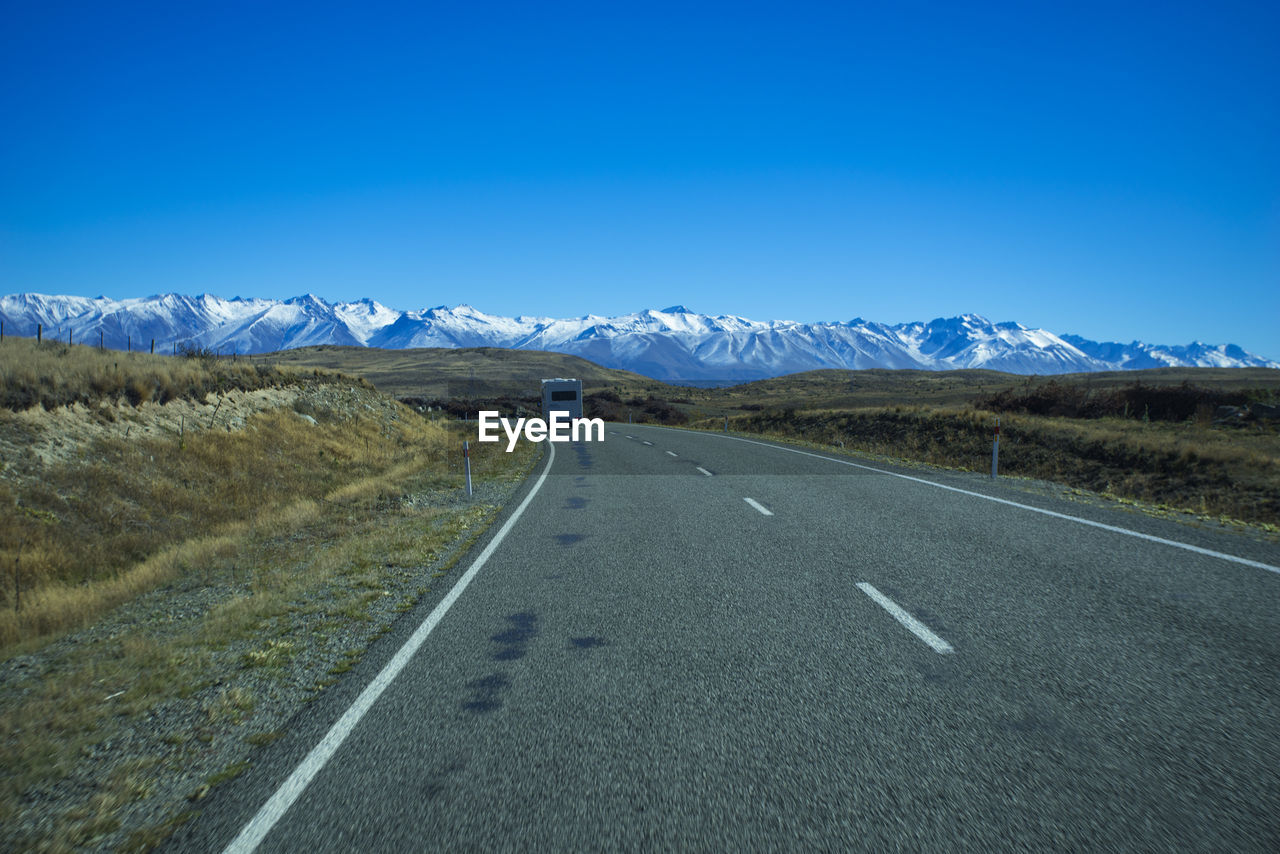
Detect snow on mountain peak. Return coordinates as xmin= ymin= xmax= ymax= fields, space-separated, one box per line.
xmin=1 ymin=292 xmax=1274 ymax=381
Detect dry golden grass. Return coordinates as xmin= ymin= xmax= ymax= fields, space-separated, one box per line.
xmin=667 ymin=366 xmax=1280 ymax=415
xmin=0 ymin=398 xmax=536 ymax=850
xmin=0 ymin=335 xmax=545 ymax=849
xmin=700 ymin=406 xmax=1280 ymax=527
xmin=0 ymin=391 xmax=450 ymax=652
xmin=0 ymin=439 xmax=533 ymax=849
xmin=670 ymin=366 xmax=1280 ymax=528
xmin=0 ymin=335 xmax=333 ymax=411
xmin=258 ymin=343 xmax=664 ymax=399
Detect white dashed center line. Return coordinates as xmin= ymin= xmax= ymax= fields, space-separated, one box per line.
xmin=665 ymin=451 xmax=678 ymax=457
xmin=856 ymin=583 xmax=954 ymax=654
xmin=744 ymin=497 xmax=773 ymax=516
xmin=642 ymin=441 xmax=653 ymax=445
xmin=696 ymin=467 xmax=713 ymax=477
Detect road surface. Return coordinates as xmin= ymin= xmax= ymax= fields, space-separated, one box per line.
xmin=175 ymin=424 xmax=1280 ymax=851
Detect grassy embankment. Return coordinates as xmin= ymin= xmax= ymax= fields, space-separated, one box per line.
xmin=1 ymin=338 xmax=292 ymax=412
xmin=1 ymin=338 xmax=389 ymax=648
xmin=0 ymin=337 xmax=536 ymax=850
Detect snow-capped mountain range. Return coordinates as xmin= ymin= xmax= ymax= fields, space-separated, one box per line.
xmin=2 ymin=292 xmax=1275 ymax=382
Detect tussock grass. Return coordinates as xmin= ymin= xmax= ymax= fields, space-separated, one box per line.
xmin=0 ymin=336 xmax=539 ymax=848
xmin=696 ymin=367 xmax=1280 ymax=413
xmin=261 ymin=343 xmax=663 ymax=399
xmin=974 ymin=378 xmax=1276 ymax=421
xmin=0 ymin=395 xmax=536 ymax=849
xmin=265 ymin=343 xmax=694 ymax=426
xmin=0 ymin=440 xmax=531 ymax=849
xmin=0 ymin=391 xmax=449 ymax=652
xmin=0 ymin=335 xmax=334 ymax=411
xmin=706 ymin=406 xmax=1280 ymax=527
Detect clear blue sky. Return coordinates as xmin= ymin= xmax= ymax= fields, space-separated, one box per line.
xmin=2 ymin=0 xmax=1277 ymax=356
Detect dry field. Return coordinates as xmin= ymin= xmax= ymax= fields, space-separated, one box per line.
xmin=0 ymin=337 xmax=538 ymax=850
xmin=259 ymin=344 xmax=666 ymax=399
xmin=684 ymin=366 xmax=1280 ymax=413
xmin=695 ymin=405 xmax=1280 ymax=529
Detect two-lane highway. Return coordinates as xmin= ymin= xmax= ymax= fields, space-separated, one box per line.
xmin=178 ymin=424 xmax=1280 ymax=851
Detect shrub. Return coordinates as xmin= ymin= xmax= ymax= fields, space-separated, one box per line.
xmin=975 ymin=380 xmax=1266 ymax=423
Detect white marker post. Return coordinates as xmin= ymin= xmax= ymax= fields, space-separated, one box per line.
xmin=463 ymin=440 xmax=473 ymax=496
xmin=991 ymin=417 xmax=1000 ymax=479
xmin=724 ymin=416 xmax=728 ymax=432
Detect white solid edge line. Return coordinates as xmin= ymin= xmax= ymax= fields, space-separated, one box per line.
xmin=744 ymin=497 xmax=774 ymax=516
xmin=857 ymin=582 xmax=954 ymax=654
xmin=222 ymin=444 xmax=558 ymax=854
xmin=696 ymin=467 xmax=713 ymax=477
xmin=666 ymin=451 xmax=678 ymax=457
xmin=703 ymin=432 xmax=1280 ymax=576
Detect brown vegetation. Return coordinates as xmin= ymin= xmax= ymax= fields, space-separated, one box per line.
xmin=400 ymin=394 xmax=541 ymax=421
xmin=974 ymin=378 xmax=1276 ymax=422
xmin=0 ymin=337 xmax=537 ymax=849
xmin=0 ymin=336 xmax=328 ymax=412
xmin=259 ymin=344 xmax=665 ymax=399
xmin=1 ymin=421 xmax=534 ymax=849
xmin=583 ymin=391 xmax=689 ymax=425
xmin=0 ymin=386 xmax=447 ymax=651
xmin=701 ymin=405 xmax=1280 ymax=527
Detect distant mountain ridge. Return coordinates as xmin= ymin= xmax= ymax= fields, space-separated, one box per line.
xmin=2 ymin=292 xmax=1275 ymax=382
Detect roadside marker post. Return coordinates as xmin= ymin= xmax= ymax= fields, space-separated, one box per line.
xmin=991 ymin=417 xmax=1000 ymax=479
xmin=463 ymin=441 xmax=473 ymax=497
xmin=724 ymin=416 xmax=728 ymax=432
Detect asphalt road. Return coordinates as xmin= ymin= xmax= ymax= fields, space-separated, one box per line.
xmin=176 ymin=424 xmax=1280 ymax=851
